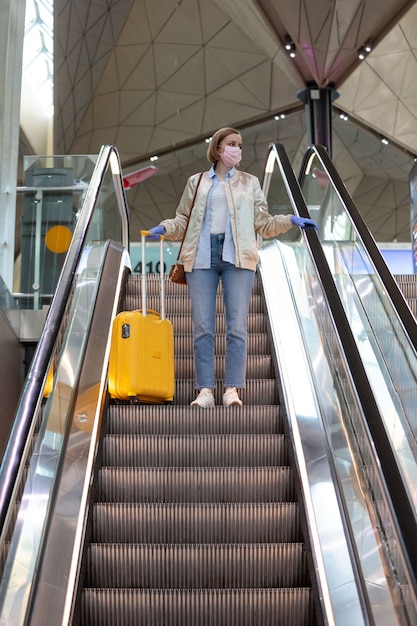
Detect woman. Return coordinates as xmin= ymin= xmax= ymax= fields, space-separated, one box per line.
xmin=148 ymin=127 xmax=317 ymax=407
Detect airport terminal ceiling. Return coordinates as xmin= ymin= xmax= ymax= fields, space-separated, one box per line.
xmin=51 ymin=0 xmax=417 ymax=242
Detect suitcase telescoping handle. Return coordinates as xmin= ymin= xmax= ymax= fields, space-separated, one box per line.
xmin=140 ymin=230 xmax=165 ymax=320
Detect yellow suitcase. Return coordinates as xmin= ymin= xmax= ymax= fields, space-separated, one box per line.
xmin=108 ymin=233 xmax=174 ymax=403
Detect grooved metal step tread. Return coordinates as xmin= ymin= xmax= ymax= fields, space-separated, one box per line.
xmin=109 ymin=380 xmax=279 ymax=408
xmin=173 ymin=334 xmax=271 ymax=357
xmin=125 ymin=274 xmax=263 ymax=296
xmin=109 ymin=384 xmax=277 ymax=409
xmin=81 ymin=587 xmax=315 ymax=625
xmin=123 ymin=294 xmax=264 ymax=315
xmin=97 ymin=466 xmax=295 ymax=503
xmin=107 ymin=404 xmax=282 ymax=435
xmin=175 ymin=354 xmax=274 ymax=379
xmin=111 ymin=314 xmax=267 ymax=335
xmin=164 ymin=313 xmax=268 ymax=334
xmin=93 ymin=502 xmax=301 ymax=543
xmin=85 ymin=543 xmax=309 ymax=588
xmin=102 ymin=433 xmax=289 ymax=467
xmin=167 ymin=380 xmax=278 ymax=405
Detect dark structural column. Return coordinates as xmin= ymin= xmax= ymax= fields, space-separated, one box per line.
xmin=298 ymin=83 xmax=339 ymax=157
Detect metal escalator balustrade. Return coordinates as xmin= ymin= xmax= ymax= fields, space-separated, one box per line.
xmin=260 ymin=142 xmax=417 ymax=625
xmin=297 ymin=145 xmax=417 ymax=607
xmin=0 ymin=145 xmax=131 ymax=625
xmin=78 ymin=273 xmax=318 ymax=625
xmin=260 ymin=238 xmax=407 ymax=625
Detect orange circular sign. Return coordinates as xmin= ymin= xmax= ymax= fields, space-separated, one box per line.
xmin=45 ymin=225 xmax=73 ymax=253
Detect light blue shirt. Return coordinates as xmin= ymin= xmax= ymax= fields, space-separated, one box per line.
xmin=193 ymin=166 xmax=236 ymax=269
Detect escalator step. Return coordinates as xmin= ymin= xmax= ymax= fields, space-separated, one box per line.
xmin=175 ymin=354 xmax=274 ymax=379
xmin=123 ymin=293 xmax=264 ymax=315
xmin=81 ymin=587 xmax=315 ymax=626
xmin=106 ymin=404 xmax=282 ymax=435
xmin=125 ymin=274 xmax=263 ymax=296
xmin=102 ymin=434 xmax=288 ymax=467
xmin=174 ymin=333 xmax=271 ymax=356
xmin=93 ymin=502 xmax=301 ymax=544
xmin=85 ymin=543 xmax=309 ymax=588
xmin=164 ymin=312 xmax=268 ymax=334
xmin=97 ymin=466 xmax=295 ymax=503
xmin=171 ymin=379 xmax=278 ymax=405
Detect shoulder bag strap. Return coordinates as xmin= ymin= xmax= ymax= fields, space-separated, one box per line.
xmin=175 ymin=171 xmax=204 ymax=262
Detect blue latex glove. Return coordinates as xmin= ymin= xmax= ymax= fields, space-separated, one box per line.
xmin=147 ymin=225 xmax=165 ymax=241
xmin=291 ymin=215 xmax=318 ymax=230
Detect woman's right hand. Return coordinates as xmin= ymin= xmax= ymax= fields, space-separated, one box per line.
xmin=146 ymin=225 xmax=165 ymax=241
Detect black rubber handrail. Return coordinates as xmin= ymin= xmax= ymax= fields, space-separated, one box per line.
xmin=0 ymin=145 xmax=129 ymax=536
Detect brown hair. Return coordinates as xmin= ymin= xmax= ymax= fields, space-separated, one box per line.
xmin=206 ymin=127 xmax=241 ymax=164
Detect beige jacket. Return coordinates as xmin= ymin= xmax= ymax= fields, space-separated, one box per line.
xmin=161 ymin=169 xmax=294 ymax=272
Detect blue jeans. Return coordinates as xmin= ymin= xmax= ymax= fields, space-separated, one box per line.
xmin=186 ymin=234 xmax=255 ymax=389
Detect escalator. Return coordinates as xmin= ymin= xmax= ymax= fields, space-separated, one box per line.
xmin=79 ymin=273 xmax=316 ymax=624
xmin=1 ymin=142 xmax=417 ymax=625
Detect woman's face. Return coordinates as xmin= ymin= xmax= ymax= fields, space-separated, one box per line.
xmin=218 ymin=133 xmax=242 ymax=156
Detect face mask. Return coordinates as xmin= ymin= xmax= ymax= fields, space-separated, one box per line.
xmin=219 ymin=145 xmax=242 ymax=167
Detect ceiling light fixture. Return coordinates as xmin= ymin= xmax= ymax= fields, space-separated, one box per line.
xmin=358 ymin=40 xmax=372 ymax=60
xmin=150 ymin=155 xmax=158 ymax=162
xmin=381 ymin=137 xmax=389 ymax=145
xmin=284 ymin=35 xmax=296 ymax=58
xmin=284 ymin=35 xmax=293 ymax=50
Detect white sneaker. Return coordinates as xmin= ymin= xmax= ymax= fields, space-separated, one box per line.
xmin=223 ymin=387 xmax=243 ymax=407
xmin=190 ymin=388 xmax=215 ymax=408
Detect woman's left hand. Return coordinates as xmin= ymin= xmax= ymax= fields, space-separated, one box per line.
xmin=291 ymin=216 xmax=318 ymax=229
